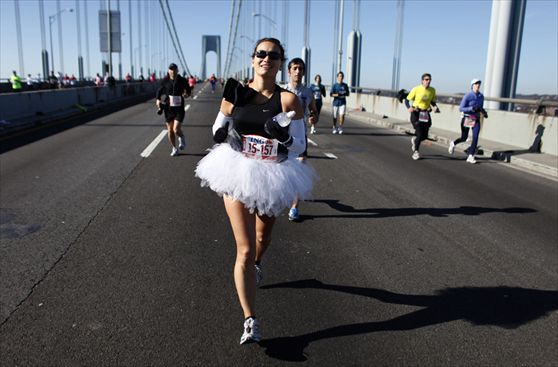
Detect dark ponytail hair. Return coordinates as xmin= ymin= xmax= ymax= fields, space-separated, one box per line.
xmin=252 ymin=37 xmax=286 ymax=61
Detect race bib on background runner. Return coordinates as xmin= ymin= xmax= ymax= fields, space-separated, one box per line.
xmin=463 ymin=115 xmax=477 ymax=128
xmin=241 ymin=135 xmax=278 ymax=160
xmin=169 ymin=95 xmax=181 ymax=106
xmin=419 ymin=111 xmax=430 ymax=122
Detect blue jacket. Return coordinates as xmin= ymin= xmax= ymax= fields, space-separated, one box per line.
xmin=459 ymin=91 xmax=484 ymax=114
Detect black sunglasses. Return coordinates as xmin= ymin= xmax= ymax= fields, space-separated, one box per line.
xmin=254 ymin=50 xmax=282 ymax=60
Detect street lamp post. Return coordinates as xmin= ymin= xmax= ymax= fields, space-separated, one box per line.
xmin=49 ymin=8 xmax=73 ymax=76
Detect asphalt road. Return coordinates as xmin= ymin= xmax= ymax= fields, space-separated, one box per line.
xmin=1 ymin=82 xmax=557 ymax=366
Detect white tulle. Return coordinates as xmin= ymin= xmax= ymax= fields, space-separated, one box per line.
xmin=195 ymin=143 xmax=317 ymax=216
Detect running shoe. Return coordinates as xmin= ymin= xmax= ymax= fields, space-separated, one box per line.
xmin=170 ymin=147 xmax=179 ymax=156
xmin=310 ymin=126 xmax=316 ymax=134
xmin=448 ymin=141 xmax=455 ymax=154
xmin=412 ymin=151 xmax=420 ymax=160
xmin=411 ymin=137 xmax=416 ymax=152
xmin=338 ymin=126 xmax=344 ymax=134
xmin=466 ymin=155 xmax=477 ymax=164
xmin=255 ymin=264 xmax=263 ymax=286
xmin=332 ymin=127 xmax=338 ymax=134
xmin=178 ymin=137 xmax=185 ymax=150
xmin=240 ymin=317 xmax=261 ymax=344
xmin=288 ymin=208 xmax=299 ymax=221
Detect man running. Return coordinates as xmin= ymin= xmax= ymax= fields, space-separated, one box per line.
xmin=405 ymin=73 xmax=440 ymax=160
xmin=156 ymin=63 xmax=192 ymax=156
xmin=283 ymin=58 xmax=318 ymax=222
xmin=330 ymin=71 xmax=350 ymax=134
xmin=209 ymin=73 xmax=217 ymax=93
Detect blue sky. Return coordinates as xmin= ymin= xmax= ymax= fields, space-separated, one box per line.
xmin=1 ymin=0 xmax=556 ymax=94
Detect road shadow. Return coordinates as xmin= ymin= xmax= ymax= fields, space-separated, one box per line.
xmin=419 ymin=154 xmax=493 ymax=163
xmin=296 ymin=200 xmax=536 ymax=221
xmin=259 ymin=279 xmax=558 ymax=361
xmin=306 ymin=155 xmax=337 ymax=160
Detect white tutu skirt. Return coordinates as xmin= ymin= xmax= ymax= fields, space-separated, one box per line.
xmin=195 ymin=143 xmax=317 ymax=216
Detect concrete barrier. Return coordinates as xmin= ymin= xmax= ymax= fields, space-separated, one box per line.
xmin=331 ymin=93 xmax=557 ymax=156
xmin=0 ymin=83 xmax=158 ymax=135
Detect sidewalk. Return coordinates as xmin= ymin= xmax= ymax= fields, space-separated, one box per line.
xmin=325 ymin=106 xmax=558 ymax=180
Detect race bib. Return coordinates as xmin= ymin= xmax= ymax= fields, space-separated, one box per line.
xmin=169 ymin=95 xmax=181 ymax=107
xmin=463 ymin=115 xmax=477 ymax=128
xmin=418 ymin=111 xmax=430 ymax=122
xmin=241 ymin=135 xmax=279 ymax=160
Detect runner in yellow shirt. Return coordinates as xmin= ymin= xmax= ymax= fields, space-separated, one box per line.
xmin=405 ymin=73 xmax=440 ymax=160
xmin=10 ymin=71 xmax=22 ymax=92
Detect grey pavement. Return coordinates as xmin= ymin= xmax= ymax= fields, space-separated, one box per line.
xmin=335 ymin=106 xmax=558 ymax=180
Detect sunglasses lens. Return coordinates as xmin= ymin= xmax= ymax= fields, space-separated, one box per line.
xmin=255 ymin=51 xmax=281 ymax=60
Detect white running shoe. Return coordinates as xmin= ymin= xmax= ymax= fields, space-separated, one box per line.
xmin=338 ymin=127 xmax=344 ymax=134
xmin=255 ymin=264 xmax=263 ymax=286
xmin=332 ymin=127 xmax=338 ymax=134
xmin=310 ymin=126 xmax=316 ymax=134
xmin=466 ymin=155 xmax=477 ymax=164
xmin=411 ymin=137 xmax=416 ymax=152
xmin=178 ymin=137 xmax=185 ymax=150
xmin=170 ymin=147 xmax=179 ymax=156
xmin=412 ymin=151 xmax=420 ymax=160
xmin=240 ymin=317 xmax=261 ymax=344
xmin=448 ymin=141 xmax=455 ymax=155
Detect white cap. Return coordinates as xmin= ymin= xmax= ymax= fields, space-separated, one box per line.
xmin=470 ymin=78 xmax=481 ymax=86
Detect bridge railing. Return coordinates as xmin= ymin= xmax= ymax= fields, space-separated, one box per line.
xmin=323 ymin=86 xmax=558 ymax=156
xmin=0 ymin=82 xmax=158 ymax=136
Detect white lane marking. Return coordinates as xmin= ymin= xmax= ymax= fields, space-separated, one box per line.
xmin=307 ymin=138 xmax=318 ymax=147
xmin=324 ymin=152 xmax=338 ymax=159
xmin=184 ymin=104 xmax=190 ymax=112
xmin=140 ymin=129 xmax=167 ymax=157
xmin=193 ymin=95 xmax=198 ymax=100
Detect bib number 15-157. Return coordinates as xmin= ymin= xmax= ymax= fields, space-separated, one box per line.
xmin=242 ymin=135 xmax=279 ymax=160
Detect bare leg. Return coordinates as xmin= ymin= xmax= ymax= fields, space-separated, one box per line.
xmin=224 ymin=195 xmax=257 ymax=318
xmin=255 ymin=213 xmax=276 ymax=264
xmin=173 ymin=120 xmax=184 ymax=140
xmin=166 ymin=121 xmax=176 ymax=147
xmin=338 ymin=115 xmax=345 ymax=128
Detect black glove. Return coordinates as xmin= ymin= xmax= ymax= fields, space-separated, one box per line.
xmin=472 ymin=106 xmax=481 ymax=112
xmin=482 ymin=111 xmax=488 ymax=118
xmin=213 ymin=122 xmax=229 ymax=143
xmin=264 ymin=117 xmax=292 ymax=146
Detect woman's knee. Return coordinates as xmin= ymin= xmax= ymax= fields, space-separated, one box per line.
xmin=255 ymin=231 xmax=270 ymax=247
xmin=236 ymin=245 xmax=255 ymax=264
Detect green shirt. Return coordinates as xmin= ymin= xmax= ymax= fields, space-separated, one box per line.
xmin=10 ymin=75 xmax=22 ymax=90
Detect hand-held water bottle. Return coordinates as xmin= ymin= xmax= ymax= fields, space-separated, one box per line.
xmin=274 ymin=111 xmax=296 ymax=127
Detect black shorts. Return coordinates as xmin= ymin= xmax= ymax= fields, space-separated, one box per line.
xmin=164 ymin=106 xmax=185 ymax=123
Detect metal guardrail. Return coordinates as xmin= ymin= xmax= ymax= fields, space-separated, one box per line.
xmin=347 ymin=86 xmax=558 ymax=108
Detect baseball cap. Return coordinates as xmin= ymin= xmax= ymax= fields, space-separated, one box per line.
xmin=470 ymin=78 xmax=481 ymax=86
xmin=168 ymin=63 xmax=178 ymax=70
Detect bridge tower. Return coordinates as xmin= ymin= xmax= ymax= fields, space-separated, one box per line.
xmin=484 ymin=0 xmax=526 ymax=110
xmin=201 ymin=35 xmax=221 ymax=80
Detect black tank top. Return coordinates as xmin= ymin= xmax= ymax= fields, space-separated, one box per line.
xmin=232 ymin=85 xmax=288 ymax=157
xmin=232 ymin=85 xmax=282 ymax=136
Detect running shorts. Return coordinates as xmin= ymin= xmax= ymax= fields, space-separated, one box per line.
xmin=165 ymin=106 xmax=185 ymax=123
xmin=332 ymin=104 xmax=346 ymax=118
